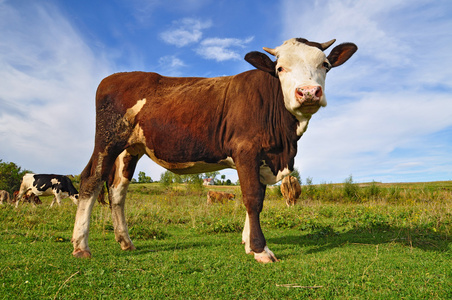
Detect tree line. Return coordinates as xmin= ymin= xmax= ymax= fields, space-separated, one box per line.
xmin=0 ymin=159 xmax=237 ymax=196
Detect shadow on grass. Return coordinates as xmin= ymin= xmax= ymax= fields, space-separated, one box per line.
xmin=268 ymin=224 xmax=451 ymax=257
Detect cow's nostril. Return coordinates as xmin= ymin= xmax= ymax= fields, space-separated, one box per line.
xmin=296 ymin=88 xmax=304 ymax=98
xmin=315 ymin=87 xmax=322 ymax=98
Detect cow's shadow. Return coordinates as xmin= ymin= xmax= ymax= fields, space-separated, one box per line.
xmin=267 ymin=224 xmax=451 ymax=259
xmin=114 ymin=224 xmax=450 ymax=259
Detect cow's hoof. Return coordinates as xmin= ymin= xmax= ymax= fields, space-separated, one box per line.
xmin=72 ymin=250 xmax=92 ymax=258
xmin=121 ymin=244 xmax=136 ymax=251
xmin=254 ymin=246 xmax=279 ymax=263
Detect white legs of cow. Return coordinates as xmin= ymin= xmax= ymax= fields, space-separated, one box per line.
xmin=72 ymin=150 xmax=139 ymax=258
xmin=108 ymin=152 xmax=136 ymax=251
xmin=72 ymin=189 xmax=98 ymax=257
xmin=110 ymin=179 xmax=135 ymax=251
xmin=241 ymin=212 xmax=278 ymax=263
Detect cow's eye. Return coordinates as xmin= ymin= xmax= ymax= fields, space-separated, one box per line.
xmin=277 ymin=66 xmax=284 ymax=73
xmin=322 ymin=62 xmax=331 ymax=71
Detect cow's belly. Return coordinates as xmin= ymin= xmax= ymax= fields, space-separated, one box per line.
xmin=148 ymin=148 xmax=290 ymax=185
xmin=127 ymin=126 xmax=291 ymax=184
xmin=150 ymin=153 xmax=235 ymax=175
xmin=31 ymin=187 xmax=54 ymax=197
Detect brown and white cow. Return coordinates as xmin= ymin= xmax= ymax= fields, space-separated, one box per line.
xmin=280 ymin=176 xmax=302 ymax=207
xmin=0 ymin=190 xmax=10 ymax=205
xmin=15 ymin=190 xmax=43 ymax=205
xmin=72 ymin=37 xmax=357 ymax=263
xmin=207 ymin=191 xmax=235 ymax=204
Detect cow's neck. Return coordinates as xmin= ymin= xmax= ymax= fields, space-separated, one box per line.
xmin=296 ymin=115 xmax=311 ymax=136
xmin=257 ymin=74 xmax=301 ymax=183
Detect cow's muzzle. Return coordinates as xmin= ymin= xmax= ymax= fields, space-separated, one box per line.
xmin=295 ymin=85 xmax=323 ymax=114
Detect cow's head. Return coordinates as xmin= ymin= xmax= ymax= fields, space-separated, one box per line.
xmin=245 ymin=38 xmax=357 ymax=132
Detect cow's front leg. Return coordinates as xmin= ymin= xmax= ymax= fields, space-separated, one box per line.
xmin=236 ymin=148 xmax=278 ymax=263
xmin=49 ymin=197 xmax=55 ymax=207
xmin=241 ymin=199 xmax=278 ymax=263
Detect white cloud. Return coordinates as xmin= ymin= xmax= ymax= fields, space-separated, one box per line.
xmin=0 ymin=2 xmax=110 ymax=174
xmin=196 ymin=37 xmax=254 ymax=61
xmin=160 ymin=18 xmax=212 ymax=47
xmin=279 ymin=0 xmax=452 ymax=183
xmin=157 ymin=55 xmax=187 ymax=76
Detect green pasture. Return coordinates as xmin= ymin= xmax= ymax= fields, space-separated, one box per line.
xmin=1 ymin=181 xmax=452 ymax=299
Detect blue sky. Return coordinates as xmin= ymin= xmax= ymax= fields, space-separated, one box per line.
xmin=1 ymin=0 xmax=451 ymax=184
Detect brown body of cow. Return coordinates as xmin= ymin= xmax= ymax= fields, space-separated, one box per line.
xmin=0 ymin=190 xmax=10 ymax=205
xmin=207 ymin=191 xmax=235 ymax=204
xmin=280 ymin=176 xmax=301 ymax=207
xmin=71 ymin=37 xmax=357 ymax=263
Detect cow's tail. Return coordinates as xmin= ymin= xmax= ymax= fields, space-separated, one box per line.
xmin=97 ymin=183 xmax=109 ymax=206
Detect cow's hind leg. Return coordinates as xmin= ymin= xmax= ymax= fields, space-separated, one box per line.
xmin=72 ymin=153 xmax=115 ymax=258
xmin=108 ymin=150 xmax=140 ymax=251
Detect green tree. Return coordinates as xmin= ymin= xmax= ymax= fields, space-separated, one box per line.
xmin=203 ymin=171 xmax=219 ymax=180
xmin=160 ymin=170 xmax=174 ymax=188
xmin=343 ymin=175 xmax=359 ymax=201
xmin=138 ymin=171 xmax=153 ymax=183
xmin=0 ymin=160 xmax=31 ymax=194
xmin=185 ymin=174 xmax=204 ymax=192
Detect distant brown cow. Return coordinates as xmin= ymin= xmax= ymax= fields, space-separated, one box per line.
xmin=207 ymin=191 xmax=235 ymax=204
xmin=280 ymin=176 xmax=301 ymax=207
xmin=0 ymin=190 xmax=10 ymax=205
xmin=13 ymin=191 xmax=19 ymax=203
xmin=20 ymin=190 xmax=42 ymax=205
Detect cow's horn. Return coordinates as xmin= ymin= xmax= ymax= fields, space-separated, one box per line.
xmin=263 ymin=47 xmax=277 ymax=56
xmin=320 ymin=39 xmax=336 ymax=50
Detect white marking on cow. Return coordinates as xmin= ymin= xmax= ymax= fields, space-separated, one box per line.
xmin=296 ymin=115 xmax=311 ymax=136
xmin=265 ymin=39 xmax=329 ymax=136
xmin=124 ymin=98 xmax=146 ymax=122
xmin=100 ymin=151 xmax=136 ymax=251
xmin=259 ymin=163 xmax=291 ymax=185
xmin=51 ymin=178 xmax=60 ymax=185
xmin=275 ymin=40 xmax=327 ymax=108
xmin=146 ymin=148 xmax=235 ymax=175
xmin=219 ymin=156 xmax=236 ymax=168
xmin=242 ymin=212 xmax=252 ymax=254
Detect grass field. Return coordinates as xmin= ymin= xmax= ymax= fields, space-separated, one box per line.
xmin=1 ymin=181 xmax=452 ymax=299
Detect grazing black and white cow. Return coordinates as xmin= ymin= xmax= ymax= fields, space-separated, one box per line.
xmin=16 ymin=174 xmax=79 ymax=207
xmin=72 ymin=37 xmax=357 ymax=262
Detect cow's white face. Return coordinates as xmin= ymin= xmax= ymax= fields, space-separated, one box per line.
xmin=271 ymin=39 xmax=328 ymax=118
xmin=245 ymin=38 xmax=357 ymax=135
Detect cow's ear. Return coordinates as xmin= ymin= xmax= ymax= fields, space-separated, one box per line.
xmin=327 ymin=43 xmax=358 ymax=68
xmin=245 ymin=51 xmax=276 ymax=76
